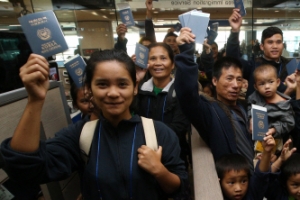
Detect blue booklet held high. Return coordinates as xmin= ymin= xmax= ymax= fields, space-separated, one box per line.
xmin=234 ymin=0 xmax=246 ymax=17
xmin=187 ymin=10 xmax=210 ymax=44
xmin=64 ymin=55 xmax=86 ymax=88
xmin=18 ymin=10 xmax=68 ymax=58
xmin=207 ymin=29 xmax=218 ymax=45
xmin=211 ymin=22 xmax=219 ymax=32
xmin=174 ymin=22 xmax=182 ymax=32
xmin=117 ymin=3 xmax=135 ymax=27
xmin=135 ymin=43 xmax=149 ymax=69
xmin=251 ymin=104 xmax=268 ymax=141
xmin=286 ymin=58 xmax=298 ymax=75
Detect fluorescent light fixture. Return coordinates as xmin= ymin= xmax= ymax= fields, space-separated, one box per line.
xmin=9 ymin=24 xmax=21 ymax=26
xmin=275 ymin=10 xmax=279 ymax=12
xmin=0 ymin=0 xmax=9 ymax=2
xmin=102 ymin=15 xmax=107 ymax=18
xmin=92 ymin=12 xmax=98 ymax=15
xmin=0 ymin=29 xmax=9 ymax=30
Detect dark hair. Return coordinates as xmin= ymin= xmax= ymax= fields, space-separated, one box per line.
xmin=211 ymin=42 xmax=218 ymax=48
xmin=253 ymin=64 xmax=278 ymax=82
xmin=216 ymin=154 xmax=250 ymax=180
xmin=147 ymin=42 xmax=174 ymax=64
xmin=139 ymin=36 xmax=154 ymax=45
xmin=85 ymin=49 xmax=136 ymax=89
xmin=261 ymin=27 xmax=283 ymax=44
xmin=281 ymin=154 xmax=300 ymax=186
xmin=212 ymin=56 xmax=243 ymax=80
xmin=70 ymin=82 xmax=80 ymax=108
xmin=163 ymin=32 xmax=178 ymax=42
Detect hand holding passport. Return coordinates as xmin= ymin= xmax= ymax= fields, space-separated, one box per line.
xmin=178 ymin=10 xmax=210 ymax=44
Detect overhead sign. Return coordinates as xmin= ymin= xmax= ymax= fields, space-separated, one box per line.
xmin=129 ymin=0 xmax=252 ymax=9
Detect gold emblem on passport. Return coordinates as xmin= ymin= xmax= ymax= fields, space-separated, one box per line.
xmin=139 ymin=52 xmax=145 ymax=59
xmin=125 ymin=15 xmax=129 ymax=21
xmin=37 ymin=28 xmax=51 ymax=40
xmin=258 ymin=120 xmax=264 ymax=129
xmin=75 ymin=68 xmax=83 ymax=76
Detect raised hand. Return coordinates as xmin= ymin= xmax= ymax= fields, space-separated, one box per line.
xmin=116 ymin=24 xmax=127 ymax=40
xmin=280 ymin=139 xmax=297 ymax=162
xmin=262 ymin=134 xmax=276 ymax=153
xmin=228 ymin=8 xmax=242 ymax=32
xmin=203 ymin=39 xmax=212 ymax=54
xmin=19 ymin=53 xmax=49 ymax=102
xmin=284 ymin=72 xmax=296 ymax=96
xmin=176 ymin=27 xmax=195 ymax=46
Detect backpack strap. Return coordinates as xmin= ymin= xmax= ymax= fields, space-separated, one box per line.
xmin=141 ymin=116 xmax=158 ymax=151
xmin=79 ymin=119 xmax=99 ymax=157
xmin=79 ymin=117 xmax=157 ymax=163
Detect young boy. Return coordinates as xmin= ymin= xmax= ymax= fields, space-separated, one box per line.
xmin=216 ymin=134 xmax=275 ymax=200
xmin=70 ymin=83 xmax=99 ymax=123
xmin=248 ymin=64 xmax=295 ymax=152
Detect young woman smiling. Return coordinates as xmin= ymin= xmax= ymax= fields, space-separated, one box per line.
xmin=0 ymin=49 xmax=187 ymax=199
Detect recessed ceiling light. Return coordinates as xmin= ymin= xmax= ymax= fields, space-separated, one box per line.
xmin=275 ymin=10 xmax=279 ymax=12
xmin=109 ymin=12 xmax=114 ymax=15
xmin=102 ymin=15 xmax=107 ymax=18
xmin=153 ymin=11 xmax=158 ymax=14
xmin=0 ymin=0 xmax=9 ymax=2
xmin=92 ymin=12 xmax=98 ymax=15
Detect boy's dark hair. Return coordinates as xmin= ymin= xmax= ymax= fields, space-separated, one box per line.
xmin=261 ymin=27 xmax=283 ymax=44
xmin=163 ymin=32 xmax=178 ymax=41
xmin=212 ymin=56 xmax=243 ymax=80
xmin=281 ymin=153 xmax=300 ymax=185
xmin=216 ymin=154 xmax=250 ymax=180
xmin=253 ymin=64 xmax=278 ymax=82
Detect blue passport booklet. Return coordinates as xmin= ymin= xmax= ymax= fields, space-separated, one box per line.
xmin=298 ymin=59 xmax=300 ymax=70
xmin=207 ymin=29 xmax=218 ymax=45
xmin=286 ymin=58 xmax=298 ymax=75
xmin=135 ymin=43 xmax=149 ymax=69
xmin=18 ymin=10 xmax=68 ymax=58
xmin=64 ymin=55 xmax=86 ymax=88
xmin=117 ymin=3 xmax=135 ymax=27
xmin=234 ymin=0 xmax=246 ymax=17
xmin=251 ymin=104 xmax=268 ymax=141
xmin=211 ymin=22 xmax=219 ymax=32
xmin=187 ymin=10 xmax=210 ymax=44
xmin=174 ymin=22 xmax=182 ymax=32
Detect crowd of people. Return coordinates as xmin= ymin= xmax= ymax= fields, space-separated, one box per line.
xmin=1 ymin=2 xmax=300 ymax=200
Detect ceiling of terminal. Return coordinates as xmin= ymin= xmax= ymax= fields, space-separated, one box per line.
xmin=0 ymin=0 xmax=300 ymax=33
